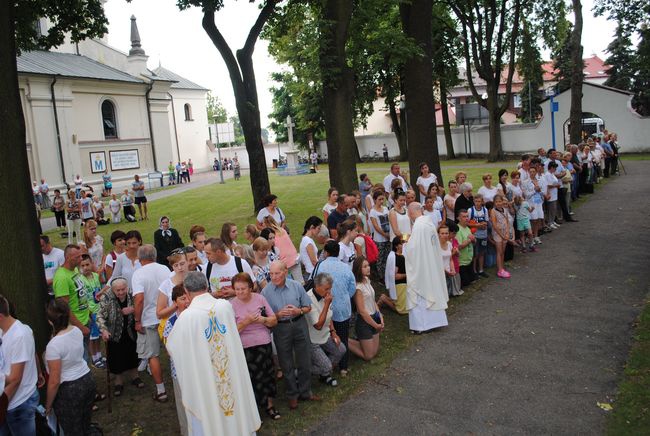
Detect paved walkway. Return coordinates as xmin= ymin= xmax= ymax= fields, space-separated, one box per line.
xmin=309 ymin=161 xmax=650 ymax=435
xmin=41 ymin=168 xmax=248 ymax=232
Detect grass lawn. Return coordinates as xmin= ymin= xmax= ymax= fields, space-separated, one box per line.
xmin=89 ymin=277 xmax=487 ymax=435
xmin=607 ymin=299 xmax=650 ymax=435
xmin=42 ymin=158 xmax=523 ymax=435
xmin=43 ymin=159 xmax=518 ymax=251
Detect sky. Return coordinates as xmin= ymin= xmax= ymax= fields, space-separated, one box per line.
xmin=103 ymin=0 xmax=618 ymax=133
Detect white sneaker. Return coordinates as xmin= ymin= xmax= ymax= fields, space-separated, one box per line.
xmin=534 ymin=237 xmax=542 ymax=245
xmin=550 ymin=223 xmax=559 ymax=229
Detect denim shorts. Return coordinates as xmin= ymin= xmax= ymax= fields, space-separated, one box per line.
xmin=89 ymin=313 xmax=100 ymax=340
xmin=474 ymin=238 xmax=488 ymax=254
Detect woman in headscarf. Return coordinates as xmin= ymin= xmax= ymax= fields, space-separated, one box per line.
xmin=153 ymin=216 xmax=184 ymax=269
xmin=97 ymin=277 xmax=144 ymax=397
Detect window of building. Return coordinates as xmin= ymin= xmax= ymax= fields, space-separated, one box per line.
xmin=513 ymin=94 xmax=522 ymax=108
xmin=101 ymin=100 xmax=118 ymax=139
xmin=184 ymin=103 xmax=193 ymax=121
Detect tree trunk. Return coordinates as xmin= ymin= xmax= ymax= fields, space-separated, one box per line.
xmin=388 ymin=99 xmax=408 ymax=161
xmin=569 ymin=0 xmax=584 ymax=145
xmin=203 ymin=7 xmax=275 ymax=212
xmin=486 ymin=83 xmax=505 ymax=161
xmin=320 ymin=0 xmax=358 ymax=193
xmin=400 ymin=0 xmax=442 ymax=188
xmin=440 ymin=85 xmax=455 ymax=159
xmin=0 ymin=2 xmax=50 ymax=352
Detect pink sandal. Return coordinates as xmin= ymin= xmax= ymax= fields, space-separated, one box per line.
xmin=497 ymin=270 xmax=511 ymax=279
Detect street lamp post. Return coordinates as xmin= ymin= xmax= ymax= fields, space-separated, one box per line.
xmin=213 ymin=118 xmax=225 ymax=184
xmin=545 ymin=86 xmax=559 ymax=150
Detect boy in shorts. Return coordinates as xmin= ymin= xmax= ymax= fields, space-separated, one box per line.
xmin=79 ymin=254 xmax=106 ymax=368
xmin=515 ymin=196 xmax=536 ymax=252
xmin=468 ymin=193 xmax=489 ymax=278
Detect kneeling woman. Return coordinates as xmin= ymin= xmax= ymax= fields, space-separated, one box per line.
xmin=230 ymin=273 xmax=280 ymax=420
xmin=45 ymin=300 xmax=97 ymax=435
xmin=348 ymin=257 xmax=384 ymax=361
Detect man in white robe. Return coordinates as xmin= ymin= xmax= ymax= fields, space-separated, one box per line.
xmin=167 ymin=272 xmax=260 ymax=435
xmin=404 ymin=202 xmax=449 ymax=333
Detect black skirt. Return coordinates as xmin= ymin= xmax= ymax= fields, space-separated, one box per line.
xmin=243 ymin=342 xmax=276 ymax=407
xmin=107 ymin=327 xmax=139 ymax=374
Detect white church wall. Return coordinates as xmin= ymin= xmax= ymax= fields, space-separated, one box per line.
xmin=170 ymin=89 xmax=211 ymax=171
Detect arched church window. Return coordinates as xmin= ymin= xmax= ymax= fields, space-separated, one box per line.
xmin=101 ymin=100 xmax=118 ymax=139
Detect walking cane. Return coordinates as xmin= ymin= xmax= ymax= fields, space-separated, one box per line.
xmin=105 ymin=343 xmax=112 ymax=414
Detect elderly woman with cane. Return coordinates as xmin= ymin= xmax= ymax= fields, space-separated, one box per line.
xmin=97 ymin=277 xmax=144 ymax=397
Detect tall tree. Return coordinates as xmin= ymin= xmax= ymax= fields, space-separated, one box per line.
xmin=3 ymin=0 xmax=108 ymax=351
xmin=449 ymin=0 xmax=524 ymax=161
xmin=206 ymin=91 xmax=228 ymax=123
xmin=318 ymin=0 xmax=359 ymax=193
xmin=400 ymin=0 xmax=442 ymax=185
xmin=432 ymin=8 xmax=462 ymax=159
xmin=178 ymin=0 xmax=278 ymax=212
xmin=568 ymin=0 xmax=584 ymax=144
xmin=517 ymin=17 xmax=544 ymax=123
xmin=603 ymin=23 xmax=635 ymax=91
xmin=632 ymin=24 xmax=650 ymax=116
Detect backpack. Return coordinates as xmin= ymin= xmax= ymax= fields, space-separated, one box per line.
xmin=205 ymin=256 xmax=244 ymax=291
xmin=361 ymin=234 xmax=379 ymax=264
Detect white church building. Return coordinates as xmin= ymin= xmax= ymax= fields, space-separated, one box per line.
xmin=18 ymin=15 xmax=210 ymax=190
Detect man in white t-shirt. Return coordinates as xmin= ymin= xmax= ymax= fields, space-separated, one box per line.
xmin=40 ymin=235 xmax=65 ymax=297
xmin=383 ymin=163 xmax=408 ymax=194
xmin=0 ymin=296 xmax=40 ymax=435
xmin=203 ymin=238 xmax=253 ymax=299
xmin=132 ymin=244 xmax=170 ymax=402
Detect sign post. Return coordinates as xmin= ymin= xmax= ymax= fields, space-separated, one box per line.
xmin=546 ymin=87 xmax=559 ymax=150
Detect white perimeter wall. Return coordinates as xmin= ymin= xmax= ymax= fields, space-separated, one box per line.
xmin=318 ymin=83 xmax=650 ymax=159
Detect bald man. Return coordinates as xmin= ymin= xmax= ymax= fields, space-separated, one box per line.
xmin=261 ymin=261 xmax=316 ymax=410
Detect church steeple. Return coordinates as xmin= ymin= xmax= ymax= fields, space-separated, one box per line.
xmin=126 ymin=15 xmax=149 ymax=77
xmin=129 ymin=15 xmax=146 ymax=56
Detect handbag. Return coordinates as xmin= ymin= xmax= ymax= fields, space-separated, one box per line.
xmin=303 ymin=260 xmax=322 ymax=293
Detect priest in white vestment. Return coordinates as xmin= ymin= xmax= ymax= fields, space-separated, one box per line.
xmin=167 ymin=272 xmax=261 ymax=435
xmin=404 ymin=202 xmax=449 ymax=333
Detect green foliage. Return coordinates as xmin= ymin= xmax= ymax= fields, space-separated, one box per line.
xmin=206 ymin=91 xmax=228 ymax=123
xmin=229 ymin=114 xmax=245 ymax=145
xmin=517 ymin=18 xmax=544 ymax=122
xmin=347 ymin=0 xmax=419 ymax=124
xmin=264 ymin=0 xmax=421 ymax=134
xmin=534 ymin=0 xmax=571 ymax=52
xmin=604 ymin=23 xmax=635 ymax=91
xmin=632 ymin=25 xmax=650 ymax=116
xmin=14 ymin=0 xmax=108 ymax=52
xmin=268 ymin=71 xmax=324 ymax=148
xmin=432 ymin=6 xmax=462 ymax=95
xmin=552 ymin=25 xmax=576 ymax=93
xmin=593 ymin=0 xmax=650 ymax=35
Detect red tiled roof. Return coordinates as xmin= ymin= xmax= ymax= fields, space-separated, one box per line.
xmin=541 ymin=55 xmax=610 ymax=81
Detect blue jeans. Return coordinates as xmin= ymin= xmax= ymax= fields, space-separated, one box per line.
xmin=0 ymin=389 xmax=39 ymax=436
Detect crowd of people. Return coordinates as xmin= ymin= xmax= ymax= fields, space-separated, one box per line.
xmin=4 ymin=135 xmax=618 ymax=435
xmin=167 ymin=160 xmax=194 ymax=186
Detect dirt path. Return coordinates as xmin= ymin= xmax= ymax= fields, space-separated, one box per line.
xmin=309 ymin=161 xmax=650 ymax=435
